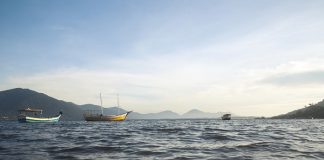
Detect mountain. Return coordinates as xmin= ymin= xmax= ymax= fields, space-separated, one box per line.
xmin=182 ymin=109 xmax=227 ymax=119
xmin=0 ymin=88 xmax=84 ymax=121
xmin=128 ymin=109 xmax=230 ymax=119
xmin=272 ymin=100 xmax=324 ymax=119
xmin=128 ymin=110 xmax=181 ymax=119
xmin=0 ymin=88 xmax=233 ymax=120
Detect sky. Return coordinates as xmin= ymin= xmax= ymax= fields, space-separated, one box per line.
xmin=1 ymin=0 xmax=324 ymax=116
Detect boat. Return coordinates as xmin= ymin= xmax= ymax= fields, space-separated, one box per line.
xmin=221 ymin=114 xmax=231 ymax=120
xmin=83 ymin=93 xmax=132 ymax=121
xmin=84 ymin=111 xmax=132 ymax=121
xmin=18 ymin=108 xmax=62 ymax=123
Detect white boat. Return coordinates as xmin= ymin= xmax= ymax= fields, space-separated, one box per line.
xmin=221 ymin=114 xmax=231 ymax=120
xmin=18 ymin=108 xmax=62 ymax=123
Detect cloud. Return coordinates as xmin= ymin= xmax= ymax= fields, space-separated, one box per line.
xmin=261 ymin=70 xmax=324 ymax=86
xmin=247 ymin=59 xmax=324 ymax=86
xmin=4 ymin=59 xmax=324 ymax=117
xmin=4 ymin=66 xmax=217 ymax=111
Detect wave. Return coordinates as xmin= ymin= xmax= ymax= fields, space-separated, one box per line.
xmin=1 ymin=119 xmax=324 ymax=159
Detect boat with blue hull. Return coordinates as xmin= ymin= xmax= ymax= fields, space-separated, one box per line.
xmin=18 ymin=108 xmax=62 ymax=123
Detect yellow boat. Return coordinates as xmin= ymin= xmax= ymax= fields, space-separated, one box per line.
xmin=84 ymin=111 xmax=132 ymax=121
xmin=83 ymin=93 xmax=132 ymax=122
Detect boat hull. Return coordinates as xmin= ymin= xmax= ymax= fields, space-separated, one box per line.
xmin=18 ymin=114 xmax=61 ymax=123
xmin=84 ymin=112 xmax=131 ymax=121
xmin=221 ymin=114 xmax=231 ymax=120
xmin=221 ymin=117 xmax=231 ymax=120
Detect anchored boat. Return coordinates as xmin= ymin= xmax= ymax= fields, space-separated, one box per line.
xmin=18 ymin=108 xmax=62 ymax=123
xmin=84 ymin=111 xmax=132 ymax=121
xmin=221 ymin=114 xmax=231 ymax=120
xmin=83 ymin=93 xmax=131 ymax=121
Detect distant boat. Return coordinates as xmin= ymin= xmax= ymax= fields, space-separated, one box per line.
xmin=221 ymin=114 xmax=231 ymax=120
xmin=83 ymin=93 xmax=131 ymax=121
xmin=18 ymin=108 xmax=62 ymax=123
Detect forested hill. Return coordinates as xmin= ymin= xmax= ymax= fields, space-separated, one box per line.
xmin=272 ymin=100 xmax=324 ymax=119
xmin=0 ymin=88 xmax=84 ymax=120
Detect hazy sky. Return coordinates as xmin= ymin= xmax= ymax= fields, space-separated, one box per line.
xmin=1 ymin=0 xmax=324 ymax=116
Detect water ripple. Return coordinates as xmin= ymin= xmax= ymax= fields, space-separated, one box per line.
xmin=0 ymin=119 xmax=324 ymax=159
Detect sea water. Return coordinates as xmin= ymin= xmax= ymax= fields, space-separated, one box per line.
xmin=0 ymin=119 xmax=324 ymax=159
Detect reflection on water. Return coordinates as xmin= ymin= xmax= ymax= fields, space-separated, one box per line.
xmin=0 ymin=119 xmax=324 ymax=159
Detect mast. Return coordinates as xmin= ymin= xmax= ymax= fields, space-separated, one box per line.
xmin=117 ymin=94 xmax=120 ymax=115
xmin=100 ymin=93 xmax=103 ymax=115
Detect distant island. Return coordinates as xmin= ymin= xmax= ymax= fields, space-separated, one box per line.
xmin=0 ymin=88 xmax=232 ymax=121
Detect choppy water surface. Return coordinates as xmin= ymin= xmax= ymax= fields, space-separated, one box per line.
xmin=1 ymin=119 xmax=324 ymax=159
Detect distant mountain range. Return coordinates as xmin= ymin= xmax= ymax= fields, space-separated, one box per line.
xmin=130 ymin=109 xmax=229 ymax=119
xmin=0 ymin=88 xmax=231 ymax=121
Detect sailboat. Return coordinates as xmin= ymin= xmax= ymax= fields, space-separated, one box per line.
xmin=83 ymin=93 xmax=132 ymax=121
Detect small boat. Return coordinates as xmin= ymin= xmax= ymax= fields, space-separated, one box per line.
xmin=221 ymin=114 xmax=231 ymax=120
xmin=18 ymin=108 xmax=62 ymax=123
xmin=83 ymin=93 xmax=131 ymax=121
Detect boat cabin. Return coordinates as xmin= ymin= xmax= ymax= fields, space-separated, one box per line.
xmin=18 ymin=108 xmax=43 ymax=117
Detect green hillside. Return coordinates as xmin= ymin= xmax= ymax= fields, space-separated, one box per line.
xmin=272 ymin=100 xmax=324 ymax=119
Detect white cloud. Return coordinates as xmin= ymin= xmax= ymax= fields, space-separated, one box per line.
xmin=3 ymin=58 xmax=324 ymax=117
